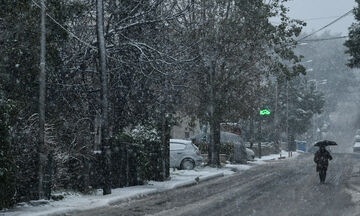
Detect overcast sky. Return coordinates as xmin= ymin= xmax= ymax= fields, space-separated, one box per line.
xmin=284 ymin=0 xmax=357 ymax=36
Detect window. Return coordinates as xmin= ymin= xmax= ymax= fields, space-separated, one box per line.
xmin=170 ymin=143 xmax=186 ymax=151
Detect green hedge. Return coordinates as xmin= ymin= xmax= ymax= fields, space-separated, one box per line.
xmin=90 ymin=130 xmax=167 ymax=189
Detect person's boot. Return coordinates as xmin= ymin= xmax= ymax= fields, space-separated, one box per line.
xmin=320 ymin=172 xmax=325 ymax=183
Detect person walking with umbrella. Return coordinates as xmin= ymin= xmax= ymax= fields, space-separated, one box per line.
xmin=313 ymin=140 xmax=336 ymax=183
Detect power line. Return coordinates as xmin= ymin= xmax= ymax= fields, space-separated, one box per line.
xmin=31 ymin=0 xmax=132 ymax=65
xmin=271 ymin=15 xmax=350 ymax=25
xmin=301 ymin=15 xmax=343 ymax=21
xmin=297 ymin=9 xmax=353 ymax=42
xmin=302 ymin=36 xmax=348 ymax=42
xmin=31 ymin=0 xmax=97 ymax=50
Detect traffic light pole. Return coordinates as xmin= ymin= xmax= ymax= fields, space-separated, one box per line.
xmin=258 ymin=116 xmax=262 ymax=159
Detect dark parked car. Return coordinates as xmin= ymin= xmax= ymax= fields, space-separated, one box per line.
xmin=191 ymin=132 xmax=254 ymax=160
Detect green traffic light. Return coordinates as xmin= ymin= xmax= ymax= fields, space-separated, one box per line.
xmin=260 ymin=109 xmax=271 ymax=115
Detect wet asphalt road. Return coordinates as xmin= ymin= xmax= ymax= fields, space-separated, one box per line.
xmin=69 ymin=153 xmax=360 ymax=216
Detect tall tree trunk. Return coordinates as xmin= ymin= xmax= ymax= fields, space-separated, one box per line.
xmin=160 ymin=110 xmax=170 ymax=180
xmin=208 ymin=59 xmax=220 ymax=166
xmin=96 ymin=0 xmax=111 ymax=195
xmin=249 ymin=113 xmax=254 ymax=149
xmin=37 ymin=0 xmax=46 ymax=200
xmin=209 ymin=117 xmax=221 ymax=166
xmin=258 ymin=116 xmax=262 ymax=159
xmin=286 ymin=80 xmax=290 ymax=157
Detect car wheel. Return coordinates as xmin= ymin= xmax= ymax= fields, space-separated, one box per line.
xmin=181 ymin=158 xmax=195 ymax=170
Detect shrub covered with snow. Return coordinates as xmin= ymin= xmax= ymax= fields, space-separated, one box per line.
xmin=11 ymin=114 xmax=42 ymax=201
xmin=89 ymin=126 xmax=166 ymax=189
xmin=114 ymin=130 xmax=163 ymax=181
xmin=125 ymin=125 xmax=161 ymax=142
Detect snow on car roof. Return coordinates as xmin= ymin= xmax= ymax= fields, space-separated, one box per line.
xmin=170 ymin=139 xmax=192 ymax=144
xmin=355 ymin=135 xmax=360 ymax=140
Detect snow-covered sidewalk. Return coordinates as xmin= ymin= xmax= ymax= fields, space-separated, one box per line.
xmin=2 ymin=150 xmax=300 ymax=216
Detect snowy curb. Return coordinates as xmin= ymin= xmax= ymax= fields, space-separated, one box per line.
xmin=4 ymin=172 xmax=225 ymax=216
xmin=69 ymin=189 xmax=160 ymax=214
xmin=108 ymin=172 xmax=225 ymax=203
xmin=164 ymin=172 xmax=225 ymax=190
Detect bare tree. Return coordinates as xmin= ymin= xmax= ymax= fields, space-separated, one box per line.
xmin=37 ymin=0 xmax=47 ymax=199
xmin=96 ymin=0 xmax=111 ymax=195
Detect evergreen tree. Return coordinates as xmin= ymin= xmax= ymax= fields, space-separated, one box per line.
xmin=0 ymin=95 xmax=16 ymax=210
xmin=277 ymin=77 xmax=325 ymax=147
xmin=0 ymin=0 xmax=86 ymax=201
xmin=345 ymin=1 xmax=360 ymax=68
xmin=174 ymin=0 xmax=304 ymax=166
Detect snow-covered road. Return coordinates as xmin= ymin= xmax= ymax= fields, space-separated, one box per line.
xmin=70 ymin=153 xmax=360 ymax=216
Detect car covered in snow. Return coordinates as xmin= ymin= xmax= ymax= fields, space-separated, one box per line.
xmin=246 ymin=148 xmax=255 ymax=160
xmin=356 ymin=129 xmax=360 ymax=135
xmin=170 ymin=139 xmax=203 ymax=170
xmin=353 ymin=135 xmax=360 ymax=153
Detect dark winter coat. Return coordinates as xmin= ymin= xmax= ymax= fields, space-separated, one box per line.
xmin=314 ymin=149 xmax=332 ymax=172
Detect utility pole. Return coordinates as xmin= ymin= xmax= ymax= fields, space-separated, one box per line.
xmin=38 ymin=0 xmax=46 ymax=199
xmin=286 ymin=79 xmax=291 ymax=157
xmin=258 ymin=114 xmax=262 ymax=159
xmin=249 ymin=113 xmax=254 ymax=149
xmin=258 ymin=107 xmax=271 ymax=159
xmin=96 ymin=0 xmax=111 ymax=195
xmin=274 ymin=79 xmax=280 ymax=156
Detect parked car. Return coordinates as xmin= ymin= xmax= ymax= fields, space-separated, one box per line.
xmin=356 ymin=129 xmax=360 ymax=135
xmin=246 ymin=148 xmax=255 ymax=160
xmin=170 ymin=139 xmax=203 ymax=170
xmin=295 ymin=140 xmax=307 ymax=152
xmin=354 ymin=135 xmax=360 ymax=142
xmin=191 ymin=132 xmax=253 ymax=161
xmin=353 ymin=135 xmax=360 ymax=153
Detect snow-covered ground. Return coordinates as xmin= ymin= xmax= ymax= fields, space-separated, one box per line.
xmin=2 ymin=150 xmax=300 ymax=216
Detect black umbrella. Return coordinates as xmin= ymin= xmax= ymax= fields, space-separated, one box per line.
xmin=314 ymin=140 xmax=338 ymax=147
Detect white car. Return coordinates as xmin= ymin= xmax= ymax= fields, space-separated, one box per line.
xmin=353 ymin=135 xmax=360 ymax=153
xmin=356 ymin=129 xmax=360 ymax=135
xmin=170 ymin=139 xmax=203 ymax=170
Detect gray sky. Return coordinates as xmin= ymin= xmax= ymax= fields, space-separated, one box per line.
xmin=284 ymin=0 xmax=357 ymax=36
